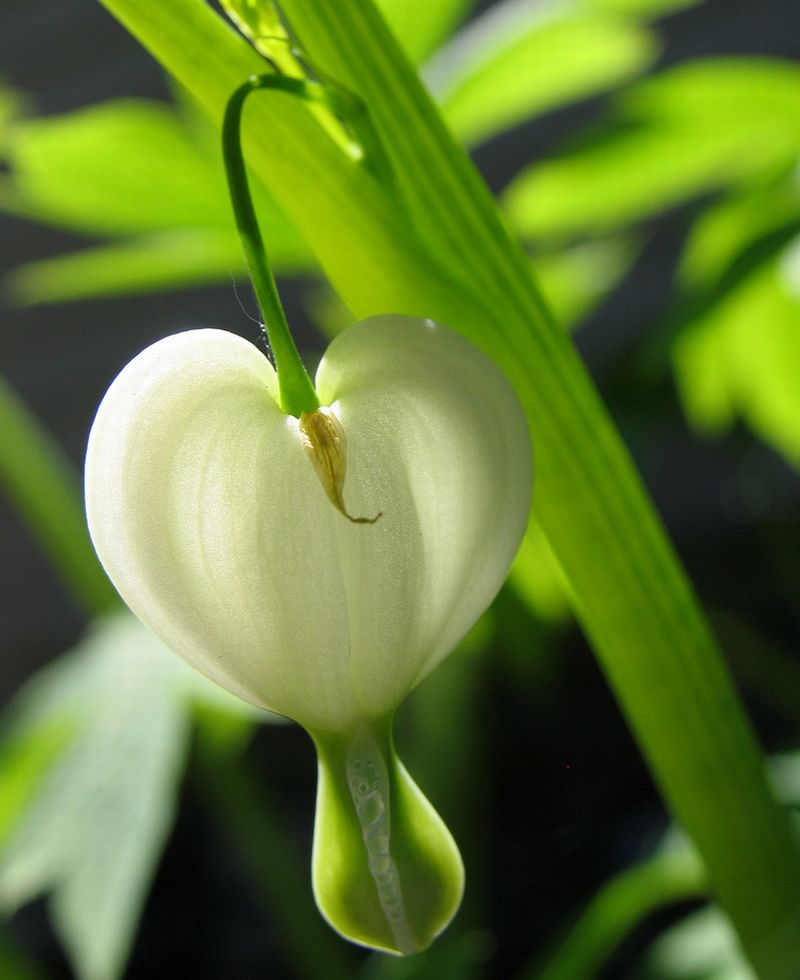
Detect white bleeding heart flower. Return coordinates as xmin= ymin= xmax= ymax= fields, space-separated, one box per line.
xmin=85 ymin=313 xmax=532 ymax=954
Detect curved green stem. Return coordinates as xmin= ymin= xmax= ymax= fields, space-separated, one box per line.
xmin=222 ymin=75 xmax=320 ymax=416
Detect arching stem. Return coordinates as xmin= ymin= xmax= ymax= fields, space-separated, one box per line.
xmin=222 ymin=74 xmax=322 ymax=416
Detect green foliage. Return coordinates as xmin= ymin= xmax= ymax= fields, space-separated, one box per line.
xmin=641 ymin=907 xmax=755 ymax=980
xmin=0 ymin=615 xmax=261 ymax=980
xmin=3 ymin=0 xmax=800 ymax=976
xmin=374 ymin=0 xmax=475 ymax=63
xmin=1 ymin=98 xmax=310 ymax=303
xmin=671 ymin=188 xmax=800 ymax=467
xmin=504 ymin=59 xmax=800 ymax=242
xmin=431 ymin=4 xmax=657 ymax=146
xmin=7 ymin=229 xmax=247 ymax=304
xmin=0 ymin=617 xmax=190 ymax=980
xmin=530 ymin=842 xmax=706 ymax=980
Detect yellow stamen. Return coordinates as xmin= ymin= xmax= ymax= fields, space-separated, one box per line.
xmin=298 ymin=408 xmax=381 ymax=524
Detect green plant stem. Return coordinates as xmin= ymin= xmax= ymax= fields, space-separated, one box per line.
xmin=0 ymin=375 xmax=118 ymax=617
xmin=93 ymin=1 xmax=800 ymax=974
xmin=223 ymin=75 xmax=319 ymax=415
xmin=527 ymin=849 xmax=707 ymax=980
xmin=196 ymin=736 xmax=353 ymax=980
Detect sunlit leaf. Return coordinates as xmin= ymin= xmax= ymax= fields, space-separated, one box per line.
xmin=642 ymin=906 xmax=754 ymax=980
xmin=431 ymin=5 xmax=656 ymax=146
xmin=7 ymin=230 xmax=245 ymax=305
xmin=668 ymin=184 xmax=800 ymax=469
xmin=0 ymin=615 xmax=265 ymax=980
xmin=1 ymin=98 xmax=312 ymax=297
xmin=504 ymin=59 xmax=800 ymax=241
xmin=0 ymin=618 xmax=190 ymax=980
xmin=375 ymin=0 xmax=475 ymax=63
xmin=0 ymin=721 xmax=73 ymax=851
xmin=508 ymin=511 xmax=570 ymax=623
xmin=535 ymin=237 xmax=638 ymax=328
xmin=3 ymin=98 xmax=305 ymax=247
xmin=673 ymin=249 xmax=800 ymax=467
xmin=5 ymin=100 xmax=235 ymax=234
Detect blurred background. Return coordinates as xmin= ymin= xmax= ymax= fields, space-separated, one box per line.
xmin=1 ymin=0 xmax=800 ymax=977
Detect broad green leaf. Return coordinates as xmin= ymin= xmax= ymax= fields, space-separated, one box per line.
xmin=505 ymin=59 xmax=800 ymax=241
xmin=677 ymin=186 xmax=800 ymax=291
xmin=0 ymin=376 xmax=118 ymax=616
xmin=0 ymin=615 xmax=262 ymax=980
xmin=375 ymin=0 xmax=475 ymax=63
xmin=7 ymin=230 xmax=246 ymax=305
xmin=5 ymin=100 xmax=234 ymax=234
xmin=0 ymin=720 xmax=73 ymax=850
xmin=3 ymin=97 xmax=307 ymax=253
xmin=0 ymin=616 xmax=190 ymax=980
xmin=668 ymin=186 xmax=800 ymax=469
xmin=2 ymin=98 xmax=311 ymax=296
xmin=432 ymin=7 xmax=657 ymax=146
xmin=673 ymin=248 xmax=800 ymax=468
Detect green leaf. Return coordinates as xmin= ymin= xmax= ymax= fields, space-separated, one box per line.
xmin=0 ymin=719 xmax=74 ymax=851
xmin=0 ymin=615 xmax=259 ymax=980
xmin=535 ymin=237 xmax=638 ymax=328
xmin=7 ymin=230 xmax=245 ymax=305
xmin=528 ymin=841 xmax=707 ymax=980
xmin=5 ymin=99 xmax=235 ymax=234
xmin=0 ymin=616 xmax=190 ymax=980
xmin=673 ymin=246 xmax=800 ymax=467
xmin=374 ymin=0 xmax=475 ymax=63
xmin=667 ymin=186 xmax=800 ymax=468
xmin=504 ymin=59 xmax=800 ymax=241
xmin=508 ymin=511 xmax=571 ymax=623
xmin=0 ymin=375 xmax=118 ymax=616
xmin=643 ymin=906 xmax=755 ymax=980
xmin=2 ymin=97 xmax=312 ymax=296
xmin=431 ymin=6 xmax=657 ymax=146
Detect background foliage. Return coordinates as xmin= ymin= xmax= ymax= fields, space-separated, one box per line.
xmin=1 ymin=0 xmax=800 ymax=977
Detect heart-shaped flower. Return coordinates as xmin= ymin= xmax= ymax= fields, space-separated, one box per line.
xmin=85 ymin=313 xmax=531 ymax=953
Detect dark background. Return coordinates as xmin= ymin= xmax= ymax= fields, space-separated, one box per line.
xmin=2 ymin=1 xmax=800 ymax=977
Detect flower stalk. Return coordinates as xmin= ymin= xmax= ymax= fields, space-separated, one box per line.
xmin=222 ymin=74 xmax=320 ymax=416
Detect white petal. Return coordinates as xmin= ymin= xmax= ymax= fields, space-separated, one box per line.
xmin=317 ymin=316 xmax=532 ymax=717
xmin=86 ymin=318 xmax=531 ymax=732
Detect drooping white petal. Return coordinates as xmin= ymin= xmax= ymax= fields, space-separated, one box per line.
xmin=85 ymin=317 xmax=531 ymax=732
